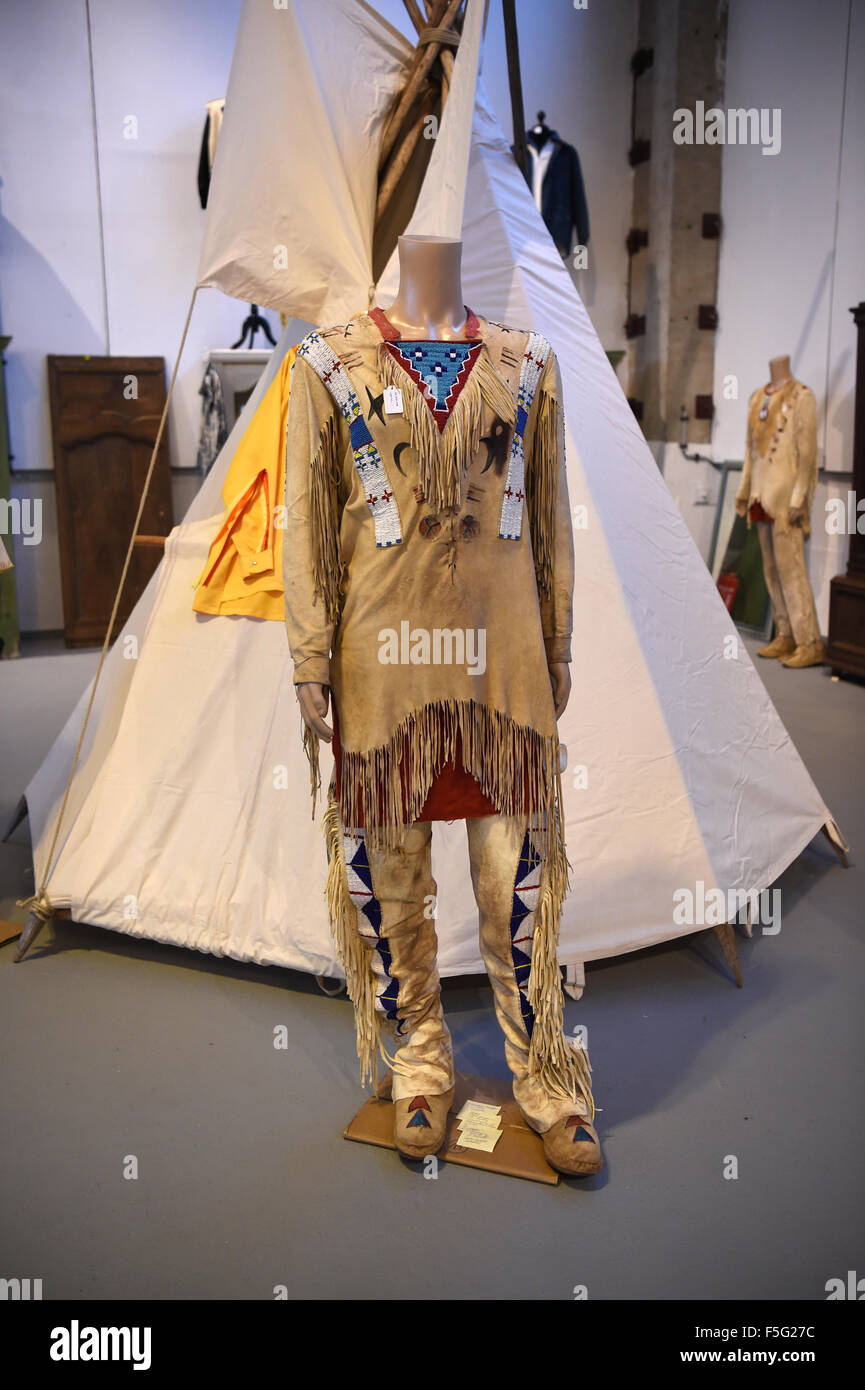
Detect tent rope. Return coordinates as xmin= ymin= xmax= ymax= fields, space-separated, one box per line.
xmin=15 ymin=284 xmax=200 ymax=961
xmin=417 ymin=26 xmax=460 ymax=47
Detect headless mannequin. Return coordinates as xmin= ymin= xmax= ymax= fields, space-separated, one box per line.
xmin=767 ymin=353 xmax=793 ymax=393
xmin=736 ymin=354 xmax=804 ymax=526
xmin=768 ymin=355 xmax=806 ymax=525
xmin=733 ymin=352 xmax=823 ymax=665
xmin=382 ymin=234 xmax=468 ymax=341
xmin=296 ymin=232 xmax=571 ymax=737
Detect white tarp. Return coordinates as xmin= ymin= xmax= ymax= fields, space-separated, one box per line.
xmin=26 ymin=0 xmax=842 ymax=978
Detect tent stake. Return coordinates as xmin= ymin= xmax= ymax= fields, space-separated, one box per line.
xmin=713 ymin=922 xmax=743 ymax=988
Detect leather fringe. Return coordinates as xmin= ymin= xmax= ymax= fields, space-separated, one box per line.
xmin=323 ymin=785 xmax=395 ymax=1088
xmin=377 ymin=343 xmax=515 ymax=514
xmin=338 ymin=697 xmax=562 ymax=863
xmin=526 ymin=768 xmax=596 ymax=1118
xmin=525 ymin=385 xmax=560 ymax=599
xmin=308 ymin=414 xmax=346 ymax=626
xmin=302 ymin=724 xmax=321 ymax=819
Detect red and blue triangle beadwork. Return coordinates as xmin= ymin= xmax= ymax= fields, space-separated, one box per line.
xmin=565 ymin=1115 xmax=595 ymax=1144
xmin=385 ymin=340 xmax=482 ymax=432
xmin=406 ymin=1096 xmax=432 ymax=1128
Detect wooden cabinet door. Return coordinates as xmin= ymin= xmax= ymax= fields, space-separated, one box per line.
xmin=47 ymin=356 xmax=174 ymax=646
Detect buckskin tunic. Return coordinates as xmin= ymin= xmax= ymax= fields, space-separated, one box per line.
xmin=282 ymin=304 xmax=592 ymax=1115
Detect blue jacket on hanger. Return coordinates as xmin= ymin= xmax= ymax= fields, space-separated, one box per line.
xmin=522 ymin=130 xmax=590 ymax=258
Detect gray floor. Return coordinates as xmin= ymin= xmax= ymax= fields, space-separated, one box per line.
xmin=1 ymin=637 xmax=863 ymax=1300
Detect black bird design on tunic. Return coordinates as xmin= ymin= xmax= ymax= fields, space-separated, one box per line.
xmin=367 ymin=386 xmax=386 ymax=424
xmin=479 ymin=418 xmax=510 ymax=476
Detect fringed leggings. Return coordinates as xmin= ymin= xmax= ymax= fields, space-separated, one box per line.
xmin=325 ymin=787 xmax=594 ymax=1132
xmin=756 ymin=520 xmax=821 ymax=648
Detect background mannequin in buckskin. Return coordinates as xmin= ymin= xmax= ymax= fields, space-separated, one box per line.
xmin=735 ymin=354 xmax=824 ymax=668
xmin=284 ymin=234 xmax=601 ymax=1176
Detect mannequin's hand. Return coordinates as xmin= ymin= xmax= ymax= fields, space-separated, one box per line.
xmin=548 ymin=662 xmax=571 ymax=719
xmin=735 ymin=498 xmax=748 ymax=517
xmin=296 ymin=682 xmax=333 ymax=741
xmin=788 ymin=505 xmax=806 ymax=527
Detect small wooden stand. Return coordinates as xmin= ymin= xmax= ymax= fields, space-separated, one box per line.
xmin=344 ymin=1070 xmax=561 ymax=1184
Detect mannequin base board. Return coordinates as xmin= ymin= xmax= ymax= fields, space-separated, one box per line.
xmin=344 ymin=1069 xmax=560 ymax=1185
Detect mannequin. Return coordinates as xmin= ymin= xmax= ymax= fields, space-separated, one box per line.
xmin=767 ymin=353 xmax=793 ymax=391
xmin=521 ymin=111 xmax=589 ymax=256
xmin=283 ymin=234 xmax=602 ymax=1176
xmin=379 ymin=234 xmax=467 ymax=340
xmin=735 ymin=355 xmax=823 ymax=667
xmin=296 ymin=236 xmax=571 ymax=743
xmin=528 ymin=112 xmax=551 ymax=151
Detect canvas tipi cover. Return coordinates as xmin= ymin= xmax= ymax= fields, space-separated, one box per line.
xmin=23 ymin=0 xmax=844 ymax=983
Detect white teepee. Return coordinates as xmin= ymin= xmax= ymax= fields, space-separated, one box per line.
xmin=24 ymin=0 xmax=844 ymax=983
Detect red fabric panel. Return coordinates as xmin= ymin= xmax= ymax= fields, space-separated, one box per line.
xmin=331 ymin=700 xmax=521 ymax=825
xmin=749 ymin=500 xmax=774 ymax=523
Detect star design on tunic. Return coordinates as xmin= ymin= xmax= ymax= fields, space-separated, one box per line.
xmin=366 ymin=386 xmax=386 ymax=425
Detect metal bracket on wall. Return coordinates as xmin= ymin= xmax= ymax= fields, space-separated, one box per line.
xmin=702 ymin=212 xmax=721 ymax=239
xmin=626 ymin=227 xmax=649 ymax=255
xmin=630 ymin=46 xmax=654 ymax=78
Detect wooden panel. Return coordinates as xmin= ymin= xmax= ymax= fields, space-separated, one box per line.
xmin=825 ymin=574 xmax=865 ymax=678
xmin=47 ymin=356 xmax=173 ymax=646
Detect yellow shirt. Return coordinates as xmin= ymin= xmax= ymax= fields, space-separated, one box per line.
xmin=193 ymin=346 xmax=298 ymax=619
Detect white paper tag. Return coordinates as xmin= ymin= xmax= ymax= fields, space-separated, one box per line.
xmin=383 ymin=386 xmax=403 ymax=414
xmin=458 ymin=1129 xmax=502 ymax=1153
xmin=457 ymin=1100 xmax=501 ymax=1121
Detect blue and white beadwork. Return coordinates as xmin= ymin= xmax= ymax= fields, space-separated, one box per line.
xmin=498 ymin=331 xmax=553 ymax=541
xmin=342 ymin=827 xmax=403 ymax=1030
xmin=386 ymin=340 xmax=482 ymax=429
xmin=508 ymin=823 xmax=545 ymax=1038
xmin=298 ymin=331 xmax=402 ymax=549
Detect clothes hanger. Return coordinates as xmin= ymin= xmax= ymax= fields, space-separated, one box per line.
xmin=528 ymin=110 xmax=552 ymax=150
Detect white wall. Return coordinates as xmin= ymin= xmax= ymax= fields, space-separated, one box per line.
xmin=0 ymin=0 xmax=263 ymax=630
xmin=665 ymin=0 xmax=863 ymax=625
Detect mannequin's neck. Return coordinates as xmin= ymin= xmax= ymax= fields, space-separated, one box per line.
xmin=767 ymin=355 xmax=793 ymax=390
xmin=383 ymin=236 xmax=467 ymax=340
